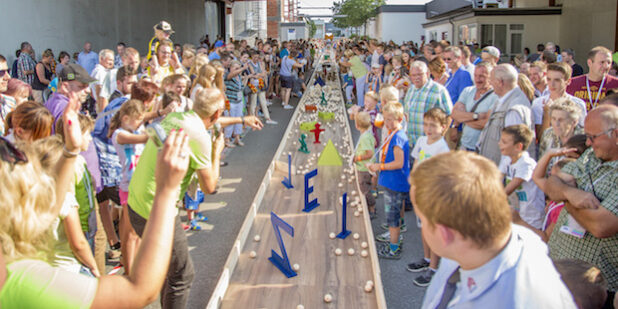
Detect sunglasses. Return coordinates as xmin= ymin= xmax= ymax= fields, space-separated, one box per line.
xmin=0 ymin=70 xmax=8 ymax=78
xmin=0 ymin=137 xmax=28 ymax=165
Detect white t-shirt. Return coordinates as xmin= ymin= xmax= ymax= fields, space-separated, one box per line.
xmin=498 ymin=152 xmax=545 ymax=229
xmin=90 ymin=64 xmax=117 ymax=102
xmin=531 ymin=94 xmax=586 ymax=127
xmin=112 ymin=127 xmax=146 ymax=192
xmin=190 ymin=83 xmax=203 ymax=102
xmin=411 ymin=136 xmax=450 ymax=163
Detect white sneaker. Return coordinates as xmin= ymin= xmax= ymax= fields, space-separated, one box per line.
xmin=266 ymin=119 xmax=278 ymax=125
xmin=283 ymin=105 xmax=294 ymax=110
xmin=266 ymin=100 xmax=273 ymax=106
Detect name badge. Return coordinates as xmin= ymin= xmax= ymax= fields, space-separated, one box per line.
xmin=559 ymin=214 xmax=586 ymax=238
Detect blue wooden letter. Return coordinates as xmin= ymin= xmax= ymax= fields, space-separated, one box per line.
xmin=268 ymin=211 xmax=297 ymax=278
xmin=282 ymin=154 xmax=293 ymax=189
xmin=303 ymin=169 xmax=319 ymax=212
xmin=336 ymin=193 xmax=351 ymax=239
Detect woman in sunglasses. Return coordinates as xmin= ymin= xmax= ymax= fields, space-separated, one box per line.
xmin=0 ymin=94 xmax=192 ymax=308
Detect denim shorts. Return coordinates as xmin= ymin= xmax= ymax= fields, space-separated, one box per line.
xmin=382 ymin=186 xmax=406 ymax=227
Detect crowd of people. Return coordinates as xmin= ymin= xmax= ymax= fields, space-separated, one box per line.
xmin=338 ymin=38 xmax=617 ymax=308
xmin=0 ymin=17 xmax=617 ymax=308
xmin=0 ymin=20 xmax=319 ymax=308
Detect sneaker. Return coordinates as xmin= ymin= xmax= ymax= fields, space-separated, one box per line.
xmin=375 ymin=230 xmax=403 ymax=244
xmin=371 ymin=190 xmax=378 ymax=198
xmin=381 ymin=222 xmax=407 ymax=233
xmin=413 ymin=269 xmax=436 ymax=287
xmin=235 ymin=139 xmax=245 ymax=146
xmin=195 ymin=212 xmax=208 ymax=222
xmin=406 ymin=258 xmax=430 ymax=273
xmin=266 ymin=119 xmax=278 ymax=125
xmin=369 ymin=211 xmax=377 ymax=220
xmin=189 ymin=220 xmax=202 ymax=231
xmin=283 ymin=104 xmax=294 ymax=110
xmin=377 ymin=243 xmax=401 ymax=260
xmin=266 ymin=100 xmax=273 ymax=106
xmin=107 ymin=249 xmax=121 ymax=261
xmin=182 ymin=223 xmax=190 ymax=231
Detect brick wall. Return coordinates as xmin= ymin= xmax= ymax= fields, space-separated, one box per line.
xmin=267 ymin=0 xmax=280 ymax=39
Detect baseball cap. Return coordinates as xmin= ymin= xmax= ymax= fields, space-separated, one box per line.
xmin=214 ymin=40 xmax=225 ymax=48
xmin=58 ymin=63 xmax=96 ymax=84
xmin=482 ymin=46 xmax=500 ymax=59
xmin=154 ymin=21 xmax=174 ymax=34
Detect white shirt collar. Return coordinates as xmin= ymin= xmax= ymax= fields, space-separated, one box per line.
xmin=497 ymin=87 xmax=518 ymax=104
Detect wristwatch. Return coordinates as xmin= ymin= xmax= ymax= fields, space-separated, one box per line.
xmin=473 ymin=113 xmax=479 ymax=120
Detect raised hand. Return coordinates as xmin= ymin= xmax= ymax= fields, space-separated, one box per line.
xmin=62 ymin=90 xmax=83 ymax=153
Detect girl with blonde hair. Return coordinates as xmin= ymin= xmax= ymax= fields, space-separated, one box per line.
xmin=0 ymin=97 xmax=192 ymax=308
xmin=190 ymin=64 xmax=216 ymax=102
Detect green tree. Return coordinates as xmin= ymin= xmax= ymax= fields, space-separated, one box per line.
xmin=332 ymin=0 xmax=384 ymax=28
xmin=307 ymin=19 xmax=317 ymax=38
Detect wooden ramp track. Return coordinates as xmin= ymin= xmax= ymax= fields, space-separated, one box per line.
xmin=207 ymin=51 xmax=386 ymax=309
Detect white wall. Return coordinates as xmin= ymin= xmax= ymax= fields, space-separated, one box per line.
xmin=378 ymin=12 xmax=426 ymax=44
xmin=424 ymin=22 xmax=452 ymax=43
xmin=0 ymin=0 xmax=206 ymax=65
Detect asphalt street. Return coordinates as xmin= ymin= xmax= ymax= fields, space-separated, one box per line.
xmin=117 ymin=92 xmax=428 ymax=309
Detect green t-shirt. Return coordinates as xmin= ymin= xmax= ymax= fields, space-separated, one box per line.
xmin=52 ymin=193 xmax=82 ymax=272
xmin=128 ymin=111 xmax=212 ymax=219
xmin=355 ymin=130 xmax=376 ymax=172
xmin=74 ymin=156 xmax=97 ymax=235
xmin=350 ymin=56 xmax=368 ymax=79
xmin=0 ymin=259 xmax=97 ymax=308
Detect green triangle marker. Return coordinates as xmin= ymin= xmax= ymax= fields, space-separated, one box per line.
xmin=317 ymin=139 xmax=342 ymax=166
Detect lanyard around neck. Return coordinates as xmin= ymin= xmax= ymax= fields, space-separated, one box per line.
xmin=586 ymin=74 xmax=607 ymax=109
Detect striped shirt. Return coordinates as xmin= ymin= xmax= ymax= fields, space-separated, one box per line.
xmin=402 ymin=79 xmax=452 ymax=146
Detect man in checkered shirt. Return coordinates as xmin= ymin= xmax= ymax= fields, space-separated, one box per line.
xmin=543 ymin=104 xmax=618 ymax=292
xmin=402 ymin=61 xmax=452 ymax=148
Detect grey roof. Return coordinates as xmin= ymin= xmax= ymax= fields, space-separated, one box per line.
xmin=377 ymin=5 xmax=426 ymax=13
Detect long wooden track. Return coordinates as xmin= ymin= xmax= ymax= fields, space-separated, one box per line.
xmin=207 ymin=50 xmax=386 ymax=309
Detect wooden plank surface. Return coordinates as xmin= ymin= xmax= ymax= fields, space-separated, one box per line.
xmin=208 ymin=51 xmax=386 ymax=309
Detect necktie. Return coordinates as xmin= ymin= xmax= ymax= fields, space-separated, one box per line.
xmin=435 ymin=267 xmax=461 ymax=309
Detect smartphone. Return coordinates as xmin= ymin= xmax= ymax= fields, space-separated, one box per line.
xmin=146 ymin=122 xmax=168 ymax=148
xmin=213 ymin=122 xmax=222 ymax=138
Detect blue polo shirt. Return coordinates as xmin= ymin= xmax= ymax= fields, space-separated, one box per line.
xmin=421 ymin=225 xmax=577 ymax=309
xmin=377 ymin=130 xmax=410 ymax=193
xmin=445 ymin=66 xmax=473 ymax=103
xmin=208 ymin=51 xmax=221 ymax=61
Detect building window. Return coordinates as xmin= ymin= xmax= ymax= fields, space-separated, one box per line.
xmin=481 ymin=23 xmax=524 ymax=58
xmin=458 ymin=24 xmax=478 ymax=45
xmin=481 ymin=24 xmax=493 ymax=46
xmin=494 ymin=24 xmax=506 ymax=53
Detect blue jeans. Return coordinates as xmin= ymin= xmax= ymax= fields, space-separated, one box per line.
xmin=382 ymin=186 xmax=407 ymax=227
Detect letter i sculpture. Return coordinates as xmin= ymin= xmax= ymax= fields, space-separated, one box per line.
xmin=336 ymin=193 xmax=351 ymax=239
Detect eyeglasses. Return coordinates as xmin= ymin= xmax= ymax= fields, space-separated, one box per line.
xmin=0 ymin=137 xmax=28 ymax=166
xmin=585 ymin=128 xmax=615 ymax=143
xmin=0 ymin=70 xmax=8 ymax=78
